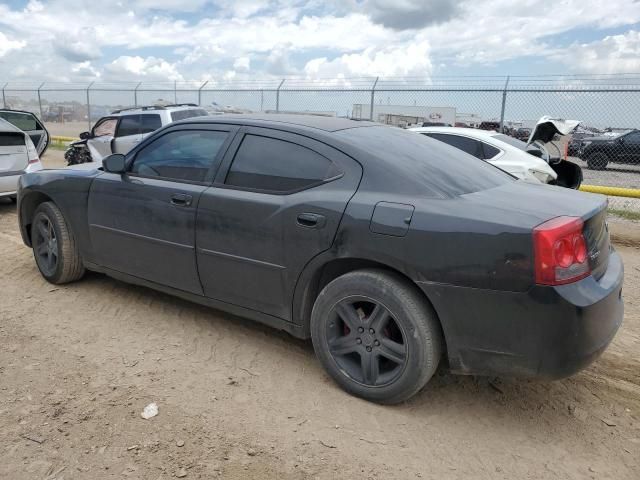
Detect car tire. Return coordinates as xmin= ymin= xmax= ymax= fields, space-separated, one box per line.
xmin=586 ymin=152 xmax=609 ymax=170
xmin=310 ymin=269 xmax=443 ymax=404
xmin=31 ymin=201 xmax=85 ymax=284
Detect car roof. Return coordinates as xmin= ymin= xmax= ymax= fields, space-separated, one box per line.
xmin=111 ymin=105 xmax=206 ymax=115
xmin=179 ymin=113 xmax=376 ymax=132
xmin=409 ymin=126 xmax=501 ymax=138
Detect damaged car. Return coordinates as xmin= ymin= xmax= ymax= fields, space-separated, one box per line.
xmin=65 ymin=104 xmax=208 ymax=166
xmin=410 ymin=116 xmax=583 ymax=189
xmin=0 ymin=109 xmax=49 ymax=157
xmin=0 ymin=116 xmax=43 ymax=202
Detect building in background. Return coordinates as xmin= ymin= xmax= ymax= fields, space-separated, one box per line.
xmin=352 ymin=104 xmax=456 ymax=128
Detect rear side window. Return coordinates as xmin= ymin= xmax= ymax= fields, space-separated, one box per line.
xmin=427 ymin=133 xmax=483 ymax=159
xmin=131 ymin=130 xmax=228 ymax=183
xmin=225 ymin=134 xmax=341 ymax=192
xmin=171 ymin=109 xmax=209 ymax=122
xmin=0 ymin=132 xmax=25 ymax=146
xmin=481 ymin=142 xmax=501 ymax=159
xmin=116 ymin=115 xmax=141 ymax=137
xmin=140 ymin=114 xmax=162 ymax=134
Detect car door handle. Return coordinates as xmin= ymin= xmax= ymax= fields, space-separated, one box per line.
xmin=297 ymin=213 xmax=326 ymax=228
xmin=170 ymin=193 xmax=192 ymax=207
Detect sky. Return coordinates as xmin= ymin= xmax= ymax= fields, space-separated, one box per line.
xmin=1 ymin=0 xmax=640 ymax=84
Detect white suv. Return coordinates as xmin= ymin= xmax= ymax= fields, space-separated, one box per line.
xmin=65 ymin=104 xmax=209 ymax=165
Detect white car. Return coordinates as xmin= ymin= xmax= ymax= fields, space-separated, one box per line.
xmin=409 ymin=126 xmax=559 ymax=185
xmin=0 ymin=116 xmax=44 ymax=201
xmin=410 ymin=118 xmax=583 ymax=189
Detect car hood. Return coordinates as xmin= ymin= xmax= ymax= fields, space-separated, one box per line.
xmin=527 ymin=116 xmax=581 ymax=145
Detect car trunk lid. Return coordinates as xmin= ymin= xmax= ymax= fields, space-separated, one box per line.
xmin=0 ymin=132 xmax=29 ymax=173
xmin=462 ymin=181 xmax=610 ymax=280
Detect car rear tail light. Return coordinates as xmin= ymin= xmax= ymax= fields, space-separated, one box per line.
xmin=533 ymin=216 xmax=591 ymax=285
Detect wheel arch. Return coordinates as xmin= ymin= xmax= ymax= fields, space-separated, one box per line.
xmin=20 ymin=190 xmax=54 ymax=247
xmin=292 ymin=255 xmax=449 ymax=354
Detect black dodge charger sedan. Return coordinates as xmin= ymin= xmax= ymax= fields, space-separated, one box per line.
xmin=17 ymin=115 xmax=623 ymax=404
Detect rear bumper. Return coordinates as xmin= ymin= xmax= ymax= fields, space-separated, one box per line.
xmin=419 ymin=250 xmax=624 ymax=378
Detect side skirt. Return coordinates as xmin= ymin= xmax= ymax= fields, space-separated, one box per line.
xmin=85 ymin=262 xmax=308 ymax=339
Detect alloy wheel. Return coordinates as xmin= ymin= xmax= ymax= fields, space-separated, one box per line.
xmin=326 ymin=296 xmax=408 ymax=387
xmin=34 ymin=216 xmax=58 ymax=276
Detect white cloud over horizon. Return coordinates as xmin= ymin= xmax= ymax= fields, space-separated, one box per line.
xmin=0 ymin=0 xmax=639 ymax=83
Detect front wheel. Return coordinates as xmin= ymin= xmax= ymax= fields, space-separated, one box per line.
xmin=311 ymin=269 xmax=443 ymax=404
xmin=31 ymin=202 xmax=85 ymax=284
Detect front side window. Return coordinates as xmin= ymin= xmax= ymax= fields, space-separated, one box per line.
xmin=116 ymin=115 xmax=141 ymax=137
xmin=140 ymin=114 xmax=162 ymax=134
xmin=225 ymin=134 xmax=341 ymax=192
xmin=130 ymin=130 xmax=228 ymax=183
xmin=426 ymin=133 xmax=483 ymax=159
xmin=93 ymin=118 xmax=117 ymax=137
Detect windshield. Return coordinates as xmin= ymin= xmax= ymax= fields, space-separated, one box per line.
xmin=337 ymin=126 xmax=513 ymax=197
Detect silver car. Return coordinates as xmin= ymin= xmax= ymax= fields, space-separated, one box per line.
xmin=0 ymin=113 xmax=45 ymax=201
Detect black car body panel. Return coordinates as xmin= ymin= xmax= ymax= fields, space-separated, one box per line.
xmin=18 ymin=114 xmax=623 ymax=378
xmin=581 ymin=130 xmax=640 ymax=164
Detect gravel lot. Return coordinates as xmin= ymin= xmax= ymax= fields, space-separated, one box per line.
xmin=1 ymin=152 xmax=639 ymax=479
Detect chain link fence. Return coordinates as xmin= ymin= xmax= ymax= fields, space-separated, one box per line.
xmin=3 ymin=75 xmax=640 ymax=207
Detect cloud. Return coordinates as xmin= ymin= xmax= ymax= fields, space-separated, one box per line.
xmin=104 ymin=56 xmax=184 ymax=81
xmin=304 ymin=41 xmax=432 ymax=78
xmin=0 ymin=32 xmax=26 ymax=58
xmin=555 ymin=30 xmax=640 ymax=74
xmin=53 ymin=28 xmax=102 ymax=62
xmin=1 ymin=0 xmax=640 ymax=83
xmin=366 ymin=0 xmax=461 ymax=31
xmin=233 ymin=57 xmax=251 ymax=72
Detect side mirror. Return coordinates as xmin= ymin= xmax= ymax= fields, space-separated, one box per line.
xmin=79 ymin=131 xmax=91 ymax=140
xmin=102 ymin=154 xmax=127 ymax=173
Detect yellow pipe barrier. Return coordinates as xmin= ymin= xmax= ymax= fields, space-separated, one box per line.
xmin=580 ymin=184 xmax=640 ymax=199
xmin=51 ymin=135 xmax=76 ymax=143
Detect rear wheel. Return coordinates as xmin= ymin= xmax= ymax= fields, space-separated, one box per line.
xmin=311 ymin=269 xmax=442 ymax=404
xmin=31 ymin=202 xmax=85 ymax=284
xmin=586 ymin=152 xmax=609 ymax=170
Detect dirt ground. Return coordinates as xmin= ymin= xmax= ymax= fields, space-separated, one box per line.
xmin=1 ymin=153 xmax=639 ymax=479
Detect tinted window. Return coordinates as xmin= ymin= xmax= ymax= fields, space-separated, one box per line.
xmin=93 ymin=118 xmax=117 ymax=137
xmin=116 ymin=115 xmax=141 ymax=137
xmin=171 ymin=109 xmax=209 ymax=122
xmin=0 ymin=111 xmax=37 ymax=131
xmin=481 ymin=142 xmax=501 ymax=159
xmin=225 ymin=134 xmax=340 ymax=192
xmin=140 ymin=114 xmax=162 ymax=134
xmin=427 ymin=133 xmax=483 ymax=159
xmin=0 ymin=132 xmax=25 ymax=146
xmin=337 ymin=126 xmax=511 ymax=197
xmin=131 ymin=130 xmax=228 ymax=183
